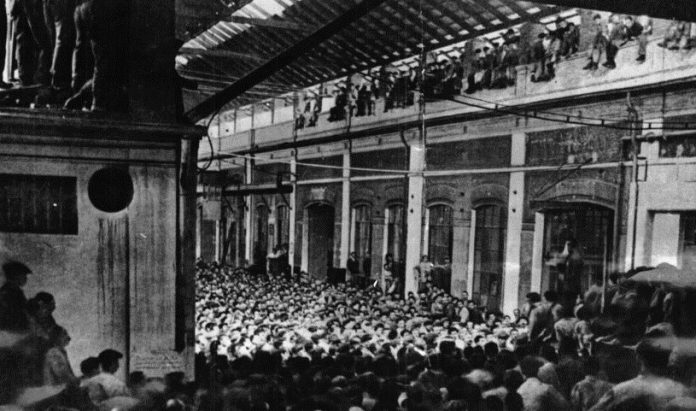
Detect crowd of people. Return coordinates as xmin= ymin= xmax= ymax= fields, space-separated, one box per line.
xmin=292 ymin=13 xmax=696 ymax=132
xmin=0 ymin=260 xmax=208 ymax=410
xmin=193 ymin=261 xmax=696 ymax=411
xmin=0 ymin=0 xmax=128 ymax=111
xmin=2 ymin=252 xmax=696 ymax=410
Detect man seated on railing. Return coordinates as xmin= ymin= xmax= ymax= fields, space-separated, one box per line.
xmin=560 ymin=21 xmax=580 ymax=58
xmin=659 ymin=21 xmax=693 ymax=50
xmin=620 ymin=15 xmax=649 ymax=63
xmin=603 ymin=14 xmax=623 ymax=70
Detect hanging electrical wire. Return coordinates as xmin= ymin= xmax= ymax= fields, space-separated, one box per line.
xmin=440 ymin=95 xmax=696 ymax=131
xmin=453 ymin=92 xmax=696 ymax=129
xmin=219 ymin=154 xmax=408 ymax=175
xmin=199 ymin=105 xmax=225 ymax=172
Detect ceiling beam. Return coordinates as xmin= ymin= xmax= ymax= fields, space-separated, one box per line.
xmin=179 ymin=47 xmax=266 ymax=62
xmin=226 ymin=15 xmax=311 ymax=31
xmin=532 ymin=0 xmax=696 ymax=21
xmin=186 ymin=0 xmax=389 ymax=122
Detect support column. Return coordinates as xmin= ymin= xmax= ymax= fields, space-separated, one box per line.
xmin=405 ymin=144 xmax=425 ymax=296
xmin=288 ymin=158 xmax=297 ymax=271
xmin=340 ymin=152 xmax=351 ymax=268
xmin=502 ymin=132 xmax=526 ymax=315
xmin=531 ymin=212 xmax=545 ymax=293
xmin=178 ymin=136 xmax=199 ymax=377
xmin=244 ymin=159 xmax=253 ymax=263
xmin=214 ymin=220 xmax=221 ymax=262
xmin=269 ymin=196 xmax=277 ymax=252
xmin=467 ymin=209 xmax=477 ymax=297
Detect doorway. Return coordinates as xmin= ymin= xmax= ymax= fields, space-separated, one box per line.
xmin=542 ymin=205 xmax=613 ymax=294
xmin=472 ymin=204 xmax=507 ymax=310
xmin=307 ymin=204 xmax=335 ymax=279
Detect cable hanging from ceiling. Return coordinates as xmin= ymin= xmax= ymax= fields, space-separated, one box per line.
xmin=448 ymin=93 xmax=696 ymax=130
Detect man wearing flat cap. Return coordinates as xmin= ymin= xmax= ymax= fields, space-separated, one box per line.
xmin=0 ymin=261 xmax=32 ymax=332
xmin=84 ymin=348 xmax=130 ymax=404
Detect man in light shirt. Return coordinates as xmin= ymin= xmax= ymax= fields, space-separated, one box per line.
xmin=84 ymin=349 xmax=130 ymax=404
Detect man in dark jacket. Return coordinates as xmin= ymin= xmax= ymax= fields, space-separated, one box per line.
xmin=621 ymin=16 xmax=646 ymax=62
xmin=0 ymin=261 xmax=32 ymax=332
xmin=347 ymin=252 xmax=361 ymax=287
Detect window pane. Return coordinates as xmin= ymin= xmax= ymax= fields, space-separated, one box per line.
xmin=428 ymin=204 xmax=453 ymax=265
xmin=353 ymin=205 xmax=372 ymax=274
xmin=0 ymin=174 xmax=77 ymax=235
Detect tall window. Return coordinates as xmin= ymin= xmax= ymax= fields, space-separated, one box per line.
xmin=353 ymin=205 xmax=372 ymax=273
xmin=681 ymin=212 xmax=696 ymax=272
xmin=387 ymin=204 xmax=405 ymax=263
xmin=428 ymin=204 xmax=453 ymax=265
xmin=473 ymin=204 xmax=506 ymax=310
xmin=277 ymin=205 xmax=290 ymax=247
xmin=0 ymin=174 xmax=77 ymax=234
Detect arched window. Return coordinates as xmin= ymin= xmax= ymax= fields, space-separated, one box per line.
xmin=473 ymin=204 xmax=506 ymax=310
xmin=277 ymin=204 xmax=290 ymax=247
xmin=353 ymin=204 xmax=372 ymax=274
xmin=428 ymin=204 xmax=453 ymax=265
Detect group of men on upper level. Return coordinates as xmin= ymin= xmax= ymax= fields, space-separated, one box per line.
xmin=0 ymin=0 xmax=128 ymax=111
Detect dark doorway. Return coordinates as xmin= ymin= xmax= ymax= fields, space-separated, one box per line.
xmin=307 ymin=204 xmax=335 ymax=279
xmin=253 ymin=205 xmax=269 ymax=267
xmin=542 ymin=205 xmax=614 ymax=295
xmin=387 ymin=204 xmax=406 ymax=278
xmin=473 ymin=204 xmax=507 ymax=311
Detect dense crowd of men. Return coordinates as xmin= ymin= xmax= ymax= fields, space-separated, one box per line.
xmin=192 ymin=262 xmax=696 ymax=410
xmin=1 ymin=253 xmax=696 ymax=409
xmin=0 ymin=0 xmax=128 ymax=111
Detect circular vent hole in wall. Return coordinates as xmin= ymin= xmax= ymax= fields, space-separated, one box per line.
xmin=88 ymin=167 xmax=134 ymax=213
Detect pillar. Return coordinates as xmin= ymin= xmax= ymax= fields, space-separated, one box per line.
xmin=244 ymin=159 xmax=253 ymax=263
xmin=466 ymin=209 xmax=477 ymax=297
xmin=288 ymin=159 xmax=297 ymax=270
xmin=178 ymin=136 xmax=199 ymax=376
xmin=340 ymin=152 xmax=351 ymax=268
xmin=405 ymin=144 xmax=425 ymax=296
xmin=502 ymin=132 xmax=525 ymax=315
xmin=214 ymin=220 xmax=221 ymax=262
xmin=531 ymin=212 xmax=545 ymax=293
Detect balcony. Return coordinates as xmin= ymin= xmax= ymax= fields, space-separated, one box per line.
xmin=200 ymin=35 xmax=696 ymax=160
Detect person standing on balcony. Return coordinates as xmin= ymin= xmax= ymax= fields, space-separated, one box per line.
xmin=36 ymin=0 xmax=77 ymax=105
xmin=531 ymin=32 xmax=547 ymax=82
xmin=356 ymin=82 xmax=368 ymax=117
xmin=10 ymin=0 xmax=52 ymax=87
